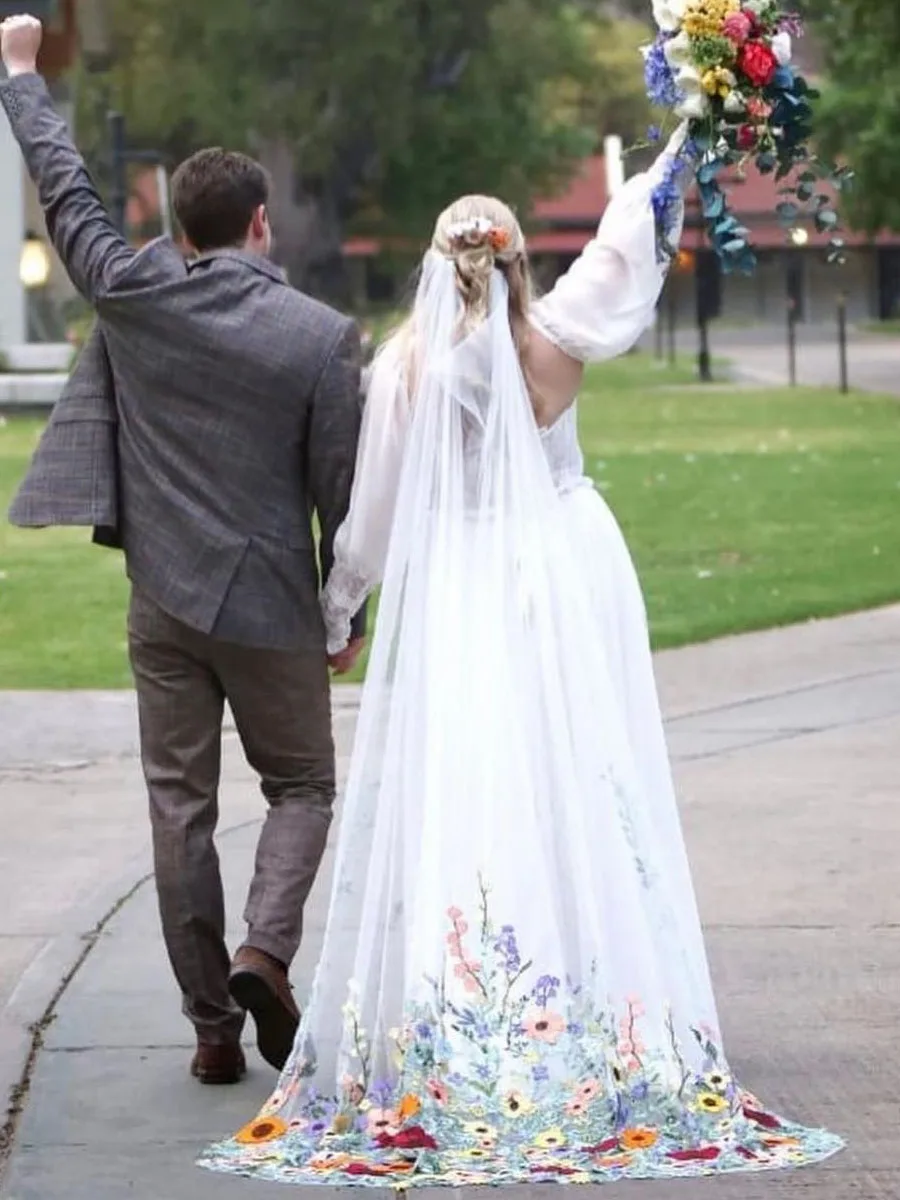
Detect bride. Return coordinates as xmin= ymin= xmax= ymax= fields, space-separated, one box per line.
xmin=200 ymin=130 xmax=842 ymax=1187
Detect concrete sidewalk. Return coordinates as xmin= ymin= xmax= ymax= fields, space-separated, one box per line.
xmin=1 ymin=608 xmax=899 ymax=1197
xmin=715 ymin=326 xmax=900 ymax=394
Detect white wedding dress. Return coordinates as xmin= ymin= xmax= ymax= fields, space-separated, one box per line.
xmin=200 ymin=156 xmax=842 ymax=1187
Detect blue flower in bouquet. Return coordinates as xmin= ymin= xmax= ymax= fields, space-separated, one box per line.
xmin=643 ymin=36 xmax=681 ymax=109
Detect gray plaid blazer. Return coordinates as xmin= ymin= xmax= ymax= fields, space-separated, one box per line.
xmin=10 ymin=325 xmax=121 ymax=546
xmin=2 ymin=74 xmax=364 ymax=650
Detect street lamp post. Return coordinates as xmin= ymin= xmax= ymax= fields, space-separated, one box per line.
xmin=105 ymin=110 xmax=167 ymax=238
xmin=837 ymin=291 xmax=849 ymax=394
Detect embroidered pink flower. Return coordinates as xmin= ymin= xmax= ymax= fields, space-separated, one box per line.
xmin=522 ymin=1008 xmax=566 ymax=1043
xmin=452 ymin=960 xmax=483 ymax=993
xmin=426 ymin=1079 xmax=449 ymax=1104
xmin=578 ymin=1079 xmax=602 ymax=1102
xmin=565 ymin=1096 xmax=589 ymax=1117
xmin=366 ymin=1107 xmax=400 ymax=1136
xmin=723 ymin=11 xmax=753 ymax=44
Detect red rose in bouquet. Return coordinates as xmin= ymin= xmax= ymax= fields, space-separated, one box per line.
xmin=736 ymin=125 xmax=757 ymax=151
xmin=739 ymin=41 xmax=778 ymax=88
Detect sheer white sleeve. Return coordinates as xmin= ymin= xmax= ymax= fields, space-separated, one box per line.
xmin=321 ymin=344 xmax=410 ymax=655
xmin=529 ymin=128 xmax=692 ymax=364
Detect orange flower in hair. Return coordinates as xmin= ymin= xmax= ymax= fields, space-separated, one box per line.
xmin=488 ymin=227 xmax=511 ymax=252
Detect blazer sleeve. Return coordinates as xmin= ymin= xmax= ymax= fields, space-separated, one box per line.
xmin=0 ymin=73 xmax=154 ymax=302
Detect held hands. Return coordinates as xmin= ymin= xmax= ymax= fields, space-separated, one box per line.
xmin=1 ymin=13 xmax=42 ymax=77
xmin=328 ymin=637 xmax=366 ymax=677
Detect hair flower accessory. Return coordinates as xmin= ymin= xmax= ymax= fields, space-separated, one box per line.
xmin=446 ymin=216 xmax=511 ymax=254
xmin=640 ymin=0 xmax=851 ymax=274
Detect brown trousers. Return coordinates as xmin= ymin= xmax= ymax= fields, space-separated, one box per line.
xmin=127 ymin=588 xmax=335 ymax=1045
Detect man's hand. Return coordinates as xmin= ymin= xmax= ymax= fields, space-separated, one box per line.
xmin=328 ymin=638 xmax=365 ymax=676
xmin=1 ymin=14 xmax=42 ymax=77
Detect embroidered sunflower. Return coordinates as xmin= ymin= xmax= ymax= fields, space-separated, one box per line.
xmin=533 ymin=1127 xmax=567 ymax=1150
xmin=620 ymin=1127 xmax=659 ymax=1151
xmin=694 ymin=1091 xmax=729 ymax=1114
xmin=503 ymin=1090 xmax=533 ymax=1117
xmin=234 ymin=1116 xmax=289 ymax=1145
xmin=704 ymin=1070 xmax=730 ymax=1092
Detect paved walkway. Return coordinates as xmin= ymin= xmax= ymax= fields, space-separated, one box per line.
xmin=1 ymin=608 xmax=898 ymax=1197
xmin=714 ymin=325 xmax=900 ymax=394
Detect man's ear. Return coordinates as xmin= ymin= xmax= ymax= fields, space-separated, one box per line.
xmin=251 ymin=204 xmax=268 ymax=241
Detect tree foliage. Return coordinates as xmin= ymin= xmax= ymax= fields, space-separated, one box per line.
xmin=75 ymin=0 xmax=653 ymax=295
xmin=813 ymin=0 xmax=900 ymax=232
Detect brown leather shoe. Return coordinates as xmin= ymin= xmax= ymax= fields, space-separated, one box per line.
xmin=229 ymin=946 xmax=300 ymax=1071
xmin=190 ymin=1041 xmax=247 ymax=1085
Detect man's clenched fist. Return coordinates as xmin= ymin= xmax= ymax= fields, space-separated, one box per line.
xmin=1 ymin=14 xmax=43 ymax=77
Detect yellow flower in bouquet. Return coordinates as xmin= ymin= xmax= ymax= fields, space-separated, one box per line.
xmin=701 ymin=65 xmax=736 ymax=97
xmin=683 ymin=0 xmax=740 ymax=37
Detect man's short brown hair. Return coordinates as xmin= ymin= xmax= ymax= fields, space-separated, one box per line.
xmin=171 ymin=148 xmax=270 ymax=252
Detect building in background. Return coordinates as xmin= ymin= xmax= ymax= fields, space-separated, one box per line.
xmin=345 ymin=156 xmax=900 ymax=326
xmin=529 ymin=155 xmax=900 ymax=326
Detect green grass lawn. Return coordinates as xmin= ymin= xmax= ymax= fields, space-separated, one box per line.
xmin=2 ymin=354 xmax=898 ymax=688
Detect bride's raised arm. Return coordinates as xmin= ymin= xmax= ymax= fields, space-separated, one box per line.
xmin=320 ymin=341 xmax=410 ymax=654
xmin=527 ymin=123 xmax=694 ymax=424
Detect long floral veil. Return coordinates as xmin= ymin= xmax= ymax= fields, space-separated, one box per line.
xmin=282 ymin=250 xmax=717 ymax=1103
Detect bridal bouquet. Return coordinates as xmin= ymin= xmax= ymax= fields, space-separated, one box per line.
xmin=644 ymin=0 xmax=850 ymax=273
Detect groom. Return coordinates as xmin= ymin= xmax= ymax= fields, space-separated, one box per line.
xmin=1 ymin=15 xmax=365 ymax=1084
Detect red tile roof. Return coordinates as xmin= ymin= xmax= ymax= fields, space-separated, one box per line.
xmin=534 ymin=155 xmax=900 ymax=251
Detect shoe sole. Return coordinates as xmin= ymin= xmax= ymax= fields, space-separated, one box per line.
xmin=229 ymin=969 xmax=298 ymax=1071
xmin=190 ymin=1060 xmax=246 ymax=1086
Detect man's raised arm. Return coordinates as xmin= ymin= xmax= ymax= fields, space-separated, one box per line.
xmin=0 ymin=14 xmax=138 ymax=301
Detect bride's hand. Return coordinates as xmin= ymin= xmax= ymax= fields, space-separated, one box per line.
xmin=328 ymin=638 xmax=366 ymax=676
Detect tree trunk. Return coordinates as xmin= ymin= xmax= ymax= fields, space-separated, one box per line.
xmin=258 ymin=139 xmax=352 ymax=308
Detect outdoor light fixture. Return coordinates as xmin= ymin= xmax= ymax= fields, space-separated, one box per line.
xmin=790 ymin=227 xmax=809 ymax=247
xmin=19 ymin=232 xmax=51 ymax=290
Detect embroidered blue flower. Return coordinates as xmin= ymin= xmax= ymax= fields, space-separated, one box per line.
xmin=532 ymin=974 xmax=560 ymax=1006
xmin=494 ymin=924 xmax=521 ymax=974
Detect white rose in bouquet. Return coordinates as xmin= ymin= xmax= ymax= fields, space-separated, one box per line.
xmin=652 ymin=0 xmax=688 ymax=34
xmin=673 ymin=66 xmax=711 ymax=119
xmin=723 ymin=90 xmax=747 ymax=114
xmin=663 ymin=30 xmax=693 ymax=69
xmin=772 ymin=31 xmax=792 ymax=65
